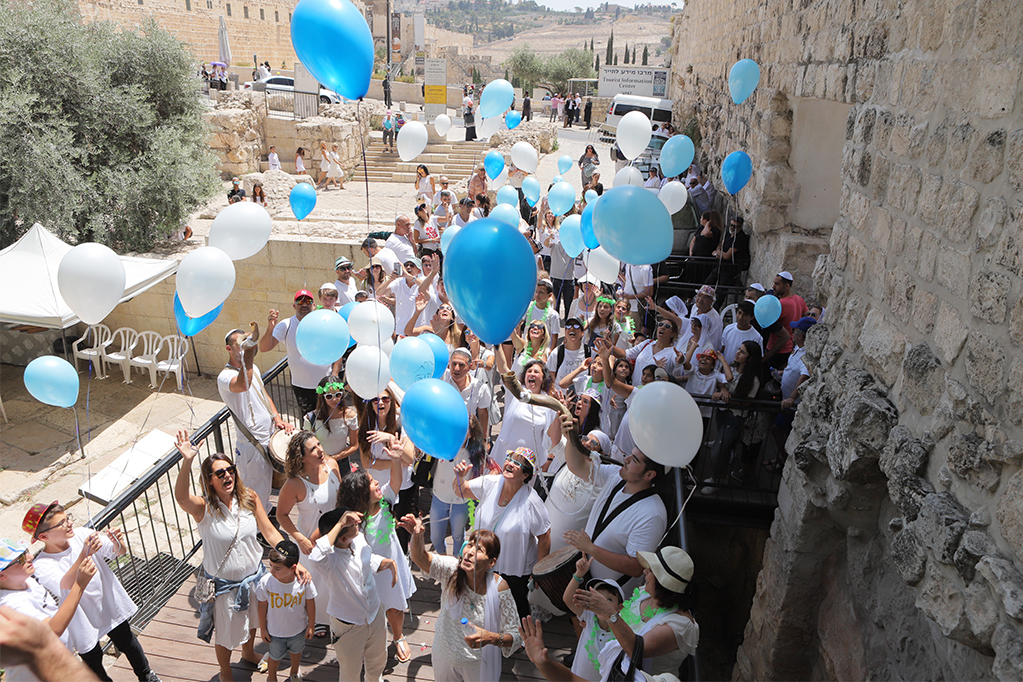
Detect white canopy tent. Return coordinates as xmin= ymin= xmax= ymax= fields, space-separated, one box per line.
xmin=0 ymin=223 xmax=178 ymax=329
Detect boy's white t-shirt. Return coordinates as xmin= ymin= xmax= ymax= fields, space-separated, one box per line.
xmin=546 ymin=345 xmax=588 ymax=395
xmin=720 ymin=323 xmax=764 ymax=364
xmin=388 ymin=277 xmax=421 ymax=335
xmin=683 ymin=367 xmax=725 ymax=418
xmin=0 ymin=579 xmax=68 ymax=681
xmin=254 ymin=573 xmax=318 ymax=638
xmin=571 ymin=609 xmax=616 ymax=682
xmin=272 ymin=316 xmax=332 ymax=389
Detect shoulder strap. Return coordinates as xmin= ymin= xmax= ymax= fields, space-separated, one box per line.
xmin=592 ymin=480 xmax=657 ymax=542
xmin=557 ymin=342 xmax=565 ymax=368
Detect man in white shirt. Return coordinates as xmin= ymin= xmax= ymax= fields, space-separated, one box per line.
xmin=443 ymin=348 xmax=491 ymax=429
xmin=385 ymin=215 xmax=416 ymax=264
xmin=267 ymin=145 xmax=281 ymax=171
xmin=721 ymin=300 xmax=763 ymax=362
xmin=384 ymin=257 xmax=426 ymax=336
xmin=453 ymin=197 xmax=476 ymax=228
xmin=333 ymin=257 xmax=360 ymax=306
xmin=219 ymin=326 xmax=292 ymax=508
xmin=619 ymin=264 xmax=653 ymax=331
xmin=693 ymin=284 xmax=723 ymax=351
xmin=547 ymin=318 xmax=589 ymax=395
xmin=359 ymin=237 xmax=399 ymax=275
xmin=688 ymin=172 xmax=718 ymax=215
xmin=258 ymin=291 xmax=334 ymax=417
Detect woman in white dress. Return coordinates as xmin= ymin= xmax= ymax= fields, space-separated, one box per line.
xmin=491 ymin=350 xmax=560 ymax=467
xmin=338 ymin=457 xmax=416 ymax=663
xmin=316 ymin=141 xmax=330 ymax=189
xmin=274 ymin=430 xmax=342 ymax=639
xmin=294 ymin=147 xmax=307 ymax=175
xmin=302 ymin=376 xmax=358 ymax=468
xmin=173 ymin=432 xmax=309 ymax=682
xmin=415 ymin=164 xmax=436 ymax=206
xmin=326 ymin=142 xmax=345 ymax=190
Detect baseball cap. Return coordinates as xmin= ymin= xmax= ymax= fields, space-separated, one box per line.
xmin=790 ymin=316 xmax=817 ymax=333
xmin=653 ymin=367 xmax=671 ymax=381
xmin=294 ymin=289 xmax=314 ymax=301
xmin=22 ymin=501 xmax=59 ymax=539
xmin=0 ymin=538 xmax=29 ymax=570
xmin=585 ymin=577 xmax=626 ymax=603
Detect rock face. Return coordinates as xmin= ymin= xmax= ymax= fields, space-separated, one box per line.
xmin=487 ymin=120 xmax=559 ymax=154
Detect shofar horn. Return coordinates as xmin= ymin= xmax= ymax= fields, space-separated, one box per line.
xmin=501 ymin=370 xmax=576 ymax=440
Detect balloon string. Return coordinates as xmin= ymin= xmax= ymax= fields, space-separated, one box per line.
xmin=658 ymin=466 xmax=696 ymax=545
xmin=358 ymin=99 xmax=370 ymax=233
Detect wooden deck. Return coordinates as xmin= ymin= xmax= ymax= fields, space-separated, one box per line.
xmin=108 ymin=568 xmax=579 ymax=682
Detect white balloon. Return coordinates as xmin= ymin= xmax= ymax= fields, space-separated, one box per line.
xmin=380 ymin=337 xmax=394 ymax=356
xmin=491 ymin=165 xmax=509 ymax=189
xmin=208 ymin=201 xmax=273 ymax=261
xmin=397 ymin=120 xmax=428 ymax=161
xmin=345 ymin=345 xmax=391 ymax=399
xmin=434 ymin=114 xmax=452 ymax=137
xmin=617 ymin=110 xmax=653 ymax=160
xmin=583 ymin=247 xmax=619 ymax=284
xmin=348 ymin=301 xmax=395 ymax=345
xmin=629 ymin=382 xmax=704 ymax=468
xmin=613 ymin=166 xmax=645 ymax=188
xmin=176 ymin=246 xmax=236 ymax=318
xmin=511 ymin=141 xmax=538 ymax=174
xmin=57 ymin=243 xmax=126 ymax=325
xmin=659 ymin=181 xmax=690 ymax=214
xmin=478 ymin=116 xmax=504 ymax=140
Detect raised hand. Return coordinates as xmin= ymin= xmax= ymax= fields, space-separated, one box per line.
xmin=175 ymin=430 xmax=199 ymax=462
xmin=575 ymin=552 xmax=593 ymax=576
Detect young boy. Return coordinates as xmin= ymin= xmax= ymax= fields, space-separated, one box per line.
xmin=563 ymin=553 xmax=626 ymax=682
xmin=256 ymin=540 xmax=316 ymax=682
xmin=309 ymin=507 xmax=397 ymax=682
xmin=720 ymin=300 xmax=764 ymax=363
xmin=0 ymin=536 xmax=97 ymax=682
xmin=677 ymin=343 xmax=727 ymax=423
xmin=25 ymin=501 xmax=160 ymax=682
xmin=524 ymin=277 xmax=561 ymax=349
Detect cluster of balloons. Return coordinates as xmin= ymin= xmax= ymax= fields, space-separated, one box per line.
xmin=719 ymin=59 xmax=761 ymax=194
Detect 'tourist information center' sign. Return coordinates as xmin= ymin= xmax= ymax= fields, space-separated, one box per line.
xmin=598 ymin=66 xmax=669 ymax=98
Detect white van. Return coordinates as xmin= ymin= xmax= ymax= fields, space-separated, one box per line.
xmin=598 ymin=94 xmax=674 ymax=142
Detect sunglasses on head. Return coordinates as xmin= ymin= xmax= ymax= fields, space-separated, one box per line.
xmin=212 ymin=465 xmax=237 ymax=479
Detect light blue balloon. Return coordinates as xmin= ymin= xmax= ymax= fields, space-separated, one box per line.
xmin=295 ymin=309 xmax=351 ymax=365
xmin=338 ymin=301 xmax=358 ymax=347
xmin=289 ymin=183 xmax=317 ymax=220
xmin=479 ymin=79 xmax=514 ymax=120
xmin=444 ymin=219 xmax=537 ymax=345
xmin=754 ymin=294 xmax=782 ymax=327
xmin=490 ymin=203 xmax=520 ymax=228
xmin=728 ymin=58 xmax=761 ymax=105
xmin=584 ymin=189 xmax=598 ymax=204
xmin=290 ymin=0 xmax=373 ymax=101
xmin=496 ymin=185 xmax=519 ymax=207
xmin=557 ymin=155 xmax=573 ymax=175
xmin=547 ymin=180 xmax=577 ymax=216
xmin=419 ymin=332 xmax=450 ymax=378
xmin=721 ymin=150 xmax=753 ymax=194
xmin=24 ymin=356 xmax=79 ymax=408
xmin=552 ymin=175 xmax=563 ymax=183
xmin=174 ymin=293 xmax=223 ymax=337
xmin=592 ymin=185 xmax=672 ymax=265
xmin=581 ymin=201 xmax=600 ymax=249
xmin=659 ymin=135 xmax=695 ymax=178
xmin=559 ymin=214 xmax=585 ymax=258
xmin=505 ymin=110 xmax=522 ymax=130
xmin=440 ymin=223 xmax=462 ymax=255
xmin=484 ymin=150 xmax=505 ymax=181
xmin=389 ymin=336 xmax=435 ymax=390
xmin=401 ymin=379 xmax=469 ymax=460
xmin=522 ymin=176 xmax=541 ymax=207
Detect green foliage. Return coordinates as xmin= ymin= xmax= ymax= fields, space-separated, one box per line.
xmin=623 ymin=43 xmax=629 ymax=64
xmin=642 ymin=45 xmax=649 ymax=65
xmin=0 ymin=0 xmax=218 ymax=250
xmin=605 ymin=29 xmax=614 ymax=64
xmin=509 ymin=45 xmax=595 ymax=95
xmin=632 ymin=46 xmax=637 ymax=62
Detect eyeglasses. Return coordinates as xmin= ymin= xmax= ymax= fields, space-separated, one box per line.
xmin=505 ymin=459 xmax=524 ymax=470
xmin=212 ymin=465 xmax=237 ymax=480
xmin=370 ymin=396 xmax=391 ymax=405
xmin=322 ymin=392 xmax=344 ymax=401
xmin=37 ymin=514 xmax=74 ymax=535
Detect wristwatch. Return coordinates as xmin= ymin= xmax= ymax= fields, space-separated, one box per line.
xmin=609 ymin=613 xmax=619 ymax=624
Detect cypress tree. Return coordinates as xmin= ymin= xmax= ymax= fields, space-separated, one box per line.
xmin=605 ymin=30 xmax=613 ymax=64
xmin=642 ymin=44 xmax=649 ymax=65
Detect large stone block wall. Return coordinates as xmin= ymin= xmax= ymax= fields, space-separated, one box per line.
xmin=667 ymin=0 xmax=1023 ymax=679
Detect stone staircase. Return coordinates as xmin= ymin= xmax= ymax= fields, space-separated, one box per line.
xmin=354 ymin=139 xmax=490 ymax=184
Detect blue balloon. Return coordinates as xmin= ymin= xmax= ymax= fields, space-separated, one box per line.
xmin=25 ymin=356 xmax=79 ymax=408
xmin=522 ymin=176 xmax=541 ymax=207
xmin=401 ymin=379 xmax=469 ymax=460
xmin=174 ymin=293 xmax=223 ymax=337
xmin=444 ymin=219 xmax=537 ymax=345
xmin=440 ymin=223 xmax=463 ymax=255
xmin=505 ymin=110 xmax=522 ymax=130
xmin=489 ymin=203 xmax=520 ymax=228
xmin=295 ymin=309 xmax=351 ymax=365
xmin=479 ymin=79 xmax=514 ymax=120
xmin=419 ymin=332 xmax=450 ymax=378
xmin=754 ymin=294 xmax=782 ymax=327
xmin=592 ymin=185 xmax=672 ymax=265
xmin=728 ymin=59 xmax=761 ymax=105
xmin=338 ymin=301 xmax=358 ymax=347
xmin=389 ymin=336 xmax=435 ymax=390
xmin=721 ymin=150 xmax=753 ymax=194
xmin=659 ymin=135 xmax=695 ymax=178
xmin=484 ymin=150 xmax=505 ymax=181
xmin=290 ymin=0 xmax=374 ymax=101
xmin=559 ymin=214 xmax=585 ymax=258
xmin=584 ymin=189 xmax=598 ymax=204
xmin=547 ymin=180 xmax=577 ymax=216
xmin=552 ymin=175 xmax=563 ymax=183
xmin=289 ymin=183 xmax=317 ymax=220
xmin=581 ymin=201 xmax=600 ymax=249
xmin=496 ymin=185 xmax=519 ymax=207
xmin=557 ymin=155 xmax=573 ymax=175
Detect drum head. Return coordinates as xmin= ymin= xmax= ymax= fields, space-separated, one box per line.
xmin=268 ymin=430 xmax=290 ymax=465
xmin=532 ymin=545 xmax=581 ymax=577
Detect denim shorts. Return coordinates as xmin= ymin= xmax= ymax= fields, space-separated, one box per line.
xmin=269 ymin=631 xmax=306 ymax=661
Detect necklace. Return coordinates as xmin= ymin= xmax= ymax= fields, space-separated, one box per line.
xmin=584 ymin=617 xmax=612 ymax=674
xmin=621 ymin=587 xmax=671 ymax=629
xmin=370 ymin=499 xmax=396 ymax=545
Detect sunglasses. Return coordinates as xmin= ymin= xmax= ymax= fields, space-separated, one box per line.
xmin=37 ymin=514 xmax=74 ymax=535
xmin=212 ymin=465 xmax=237 ymax=480
xmin=322 ymin=392 xmax=344 ymax=401
xmin=370 ymin=396 xmax=391 ymax=404
xmin=657 ymin=321 xmax=674 ymax=329
xmin=565 ymin=322 xmax=583 ymax=330
xmin=337 ymin=266 xmax=353 ymax=272
xmin=3 ymin=553 xmax=28 ymax=570
xmin=295 ymin=297 xmax=313 ymax=304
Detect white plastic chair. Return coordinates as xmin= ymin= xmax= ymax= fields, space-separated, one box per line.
xmin=129 ymin=332 xmax=164 ymax=387
xmin=157 ymin=335 xmax=190 ymax=391
xmin=720 ymin=303 xmax=737 ymax=328
xmin=101 ymin=327 xmax=140 ymax=384
xmin=72 ymin=324 xmax=112 ymax=378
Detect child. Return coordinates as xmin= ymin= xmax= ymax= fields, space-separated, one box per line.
xmin=720 ymin=300 xmax=764 ymax=363
xmin=676 ymin=343 xmax=727 ymax=422
xmin=309 ymin=507 xmax=397 ymax=682
xmin=563 ymin=553 xmax=626 ymax=682
xmin=0 ymin=536 xmax=97 ymax=682
xmin=25 ymin=501 xmax=161 ymax=682
xmin=524 ymin=277 xmax=561 ymax=348
xmin=256 ymin=541 xmax=317 ymax=682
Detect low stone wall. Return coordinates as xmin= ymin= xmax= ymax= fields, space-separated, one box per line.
xmin=487 ymin=121 xmax=559 ymax=154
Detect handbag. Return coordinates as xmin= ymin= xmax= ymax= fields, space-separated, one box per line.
xmin=607 ymin=634 xmax=645 ymax=682
xmin=194 ymin=511 xmax=241 ymax=604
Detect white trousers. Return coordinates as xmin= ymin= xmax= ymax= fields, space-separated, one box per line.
xmin=330 ymin=610 xmax=386 ymax=682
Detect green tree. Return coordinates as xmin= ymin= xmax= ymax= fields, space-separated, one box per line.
xmin=509 ymin=45 xmax=595 ymax=96
xmin=605 ymin=29 xmax=613 ymax=65
xmin=595 ymin=53 xmax=600 ymax=72
xmin=623 ymin=43 xmax=629 ymax=64
xmin=614 ymin=52 xmax=618 ymax=65
xmin=632 ymin=46 xmax=636 ymax=62
xmin=0 ymin=0 xmax=218 ymax=250
xmin=642 ymin=44 xmax=649 ymax=65
xmin=590 ymin=38 xmax=594 ymax=51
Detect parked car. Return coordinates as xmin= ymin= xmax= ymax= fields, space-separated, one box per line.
xmin=243 ymin=75 xmax=342 ymax=104
xmin=598 ymin=94 xmax=674 ymax=143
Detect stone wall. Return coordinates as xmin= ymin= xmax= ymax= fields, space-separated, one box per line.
xmin=667 ymin=0 xmax=1023 ymax=679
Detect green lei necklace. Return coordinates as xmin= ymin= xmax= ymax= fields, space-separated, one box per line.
xmin=467 ymin=499 xmax=477 ymax=529
xmin=584 ymin=617 xmax=612 ymax=673
xmin=371 ymin=500 xmax=396 ymax=545
xmin=621 ymin=587 xmax=670 ymax=629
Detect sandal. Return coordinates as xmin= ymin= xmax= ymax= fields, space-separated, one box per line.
xmin=395 ymin=637 xmax=412 ymax=663
xmin=257 ymin=652 xmax=270 ymax=673
xmin=314 ymin=623 xmax=329 ymax=638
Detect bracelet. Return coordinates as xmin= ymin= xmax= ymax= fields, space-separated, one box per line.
xmin=572 ymin=574 xmax=585 ymax=584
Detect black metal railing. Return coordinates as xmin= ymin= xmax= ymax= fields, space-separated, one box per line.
xmin=86 ymin=359 xmax=297 ymax=629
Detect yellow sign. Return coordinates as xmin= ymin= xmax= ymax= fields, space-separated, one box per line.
xmin=424 ymin=85 xmax=446 ymax=105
